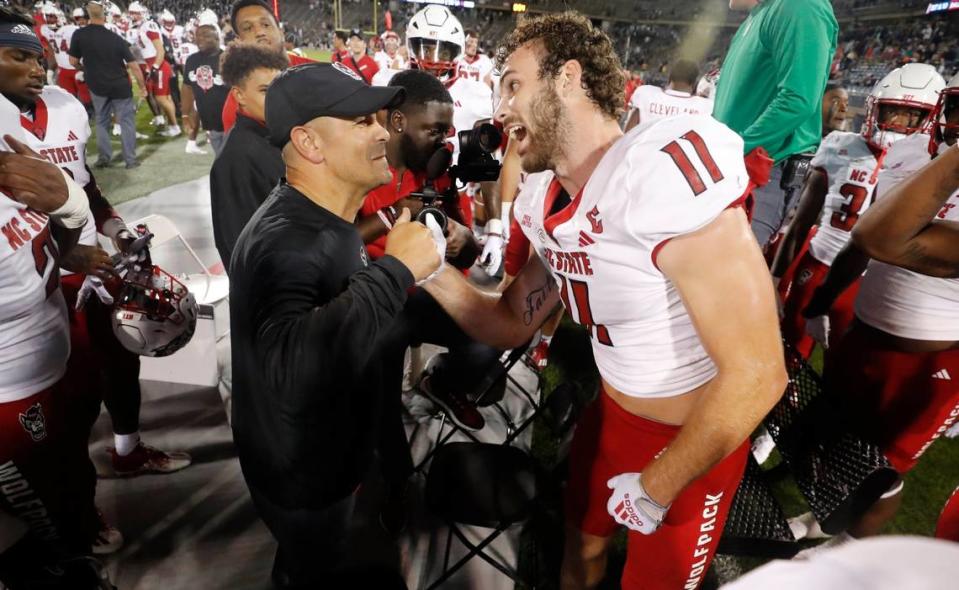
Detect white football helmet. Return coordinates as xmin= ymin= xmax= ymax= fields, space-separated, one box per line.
xmin=107 ymin=1 xmax=122 ymax=22
xmin=111 ymin=263 xmax=198 ymax=357
xmin=406 ymin=5 xmax=464 ymax=80
xmin=127 ymin=1 xmax=149 ymax=25
xmin=40 ymin=2 xmax=59 ymax=27
xmin=696 ymin=68 xmax=720 ymax=99
xmin=923 ymin=71 xmax=959 ymax=153
xmin=72 ymin=7 xmax=86 ymax=22
xmin=196 ymin=8 xmax=220 ymax=29
xmin=160 ymin=9 xmax=176 ymax=30
xmin=861 ymin=63 xmax=945 ymax=149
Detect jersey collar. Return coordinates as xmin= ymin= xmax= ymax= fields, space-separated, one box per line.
xmin=543 ymin=176 xmax=585 ymax=241
xmin=20 ymin=98 xmax=48 ymax=142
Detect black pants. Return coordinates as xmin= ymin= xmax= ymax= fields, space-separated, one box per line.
xmin=376 ymin=288 xmax=502 ymax=486
xmin=249 ymin=486 xmax=355 ymax=589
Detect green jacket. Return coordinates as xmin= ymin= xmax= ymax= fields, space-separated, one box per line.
xmin=713 ymin=0 xmax=838 ymax=163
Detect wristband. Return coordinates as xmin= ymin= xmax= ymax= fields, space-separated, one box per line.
xmin=48 ymin=169 xmax=91 ymax=229
xmin=486 ymin=217 xmax=503 ymax=237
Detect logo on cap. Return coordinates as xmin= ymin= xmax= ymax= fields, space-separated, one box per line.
xmin=332 ymin=62 xmax=363 ymax=82
xmin=11 ymin=24 xmax=36 ymax=37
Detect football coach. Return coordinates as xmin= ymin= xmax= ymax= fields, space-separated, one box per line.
xmin=228 ymin=63 xmax=443 ymax=588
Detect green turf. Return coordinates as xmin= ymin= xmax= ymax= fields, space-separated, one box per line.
xmin=86 ymin=97 xmax=215 ymax=206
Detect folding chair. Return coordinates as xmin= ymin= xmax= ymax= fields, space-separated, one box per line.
xmin=127 ymin=213 xmax=229 ymax=306
xmin=421 ymin=383 xmax=580 ymax=589
xmin=762 ymin=345 xmax=899 ymax=534
xmin=718 ymin=456 xmax=798 ymax=559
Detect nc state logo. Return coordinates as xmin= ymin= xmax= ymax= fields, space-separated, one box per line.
xmin=332 ymin=62 xmax=362 ymax=81
xmin=194 ymin=65 xmax=215 ymax=91
xmin=19 ymin=403 xmax=47 ymax=442
xmin=586 ymin=206 xmax=603 ymax=234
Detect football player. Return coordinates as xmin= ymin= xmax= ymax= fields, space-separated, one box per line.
xmin=624 ymin=59 xmax=713 ymax=131
xmin=373 ymin=30 xmax=406 ymax=75
xmin=801 ymin=71 xmax=959 ymax=540
xmin=128 ymin=1 xmax=180 ymax=137
xmin=771 ymin=64 xmax=943 ymax=358
xmin=0 ymin=8 xmax=193 ymax=530
xmin=454 ymin=29 xmax=493 ymax=86
xmin=51 ymin=6 xmax=91 ymax=110
xmin=422 ymin=13 xmax=785 ymax=588
xmin=0 ymin=9 xmax=107 ymax=586
xmin=404 ymin=5 xmax=504 ymax=273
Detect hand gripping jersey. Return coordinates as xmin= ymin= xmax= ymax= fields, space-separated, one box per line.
xmin=514 ymin=115 xmax=749 ymax=397
xmin=20 ymin=86 xmax=95 ymax=248
xmin=135 ymin=20 xmax=162 ymax=63
xmin=447 ymin=76 xmax=493 ymax=161
xmin=629 ymin=86 xmax=713 ymax=123
xmin=807 ymin=131 xmax=884 ymax=266
xmin=50 ymin=23 xmax=78 ymax=71
xmin=0 ymin=95 xmax=69 ymax=403
xmin=455 ymin=53 xmax=493 ymax=83
xmin=855 ymin=133 xmax=959 ymax=341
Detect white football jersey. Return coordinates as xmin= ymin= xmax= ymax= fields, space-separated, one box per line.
xmin=374 ymin=50 xmax=407 ymax=73
xmin=629 ymin=86 xmax=713 ymax=124
xmin=807 ymin=131 xmax=884 ymax=266
xmin=21 ymin=86 xmax=95 ymax=248
xmin=0 ymin=95 xmax=69 ymax=403
xmin=455 ymin=53 xmax=493 ymax=84
xmin=177 ymin=42 xmax=198 ymax=67
xmin=50 ymin=24 xmax=78 ymax=70
xmin=162 ymin=24 xmax=183 ymax=50
xmin=513 ymin=115 xmax=749 ymax=397
xmin=855 ymin=133 xmax=959 ymax=340
xmin=136 ymin=20 xmax=162 ymax=61
xmin=38 ymin=24 xmax=57 ymax=48
xmin=448 ymin=76 xmax=493 ymax=161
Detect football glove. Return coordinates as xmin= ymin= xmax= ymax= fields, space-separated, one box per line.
xmin=75 ymin=275 xmax=114 ymax=310
xmin=606 ymin=473 xmax=669 ymax=535
xmin=417 ymin=213 xmax=446 ymax=285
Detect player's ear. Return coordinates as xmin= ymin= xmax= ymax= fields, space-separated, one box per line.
xmin=231 ymin=85 xmax=245 ymax=111
xmin=559 ymin=59 xmax=583 ymax=97
xmin=289 ymin=125 xmax=326 ymax=164
xmin=388 ymin=109 xmax=405 ymax=134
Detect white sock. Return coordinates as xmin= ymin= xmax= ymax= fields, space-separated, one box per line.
xmin=186 ymin=139 xmax=196 ymax=148
xmin=114 ymin=432 xmax=140 ymax=457
xmin=540 ymin=334 xmax=553 ymax=345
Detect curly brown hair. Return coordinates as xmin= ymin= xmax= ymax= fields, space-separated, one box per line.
xmin=496 ymin=12 xmax=625 ymax=121
xmin=220 ymin=44 xmax=289 ymax=88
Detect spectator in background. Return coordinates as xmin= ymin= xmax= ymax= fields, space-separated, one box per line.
xmin=331 ymin=29 xmax=349 ymax=63
xmin=221 ymin=0 xmax=314 ymax=132
xmin=342 ymin=28 xmax=378 ymax=84
xmin=713 ymin=0 xmax=838 ymax=248
xmin=68 ymin=0 xmax=148 ymax=169
xmin=182 ymin=24 xmax=229 ymax=155
xmin=209 ymin=44 xmax=288 ymax=274
xmin=624 ymin=58 xmax=712 ymax=131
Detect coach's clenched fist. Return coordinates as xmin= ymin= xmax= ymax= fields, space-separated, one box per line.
xmin=385 ymin=208 xmax=444 ymax=283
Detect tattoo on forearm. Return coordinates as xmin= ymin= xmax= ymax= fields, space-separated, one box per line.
xmin=522 ymin=275 xmax=555 ymax=326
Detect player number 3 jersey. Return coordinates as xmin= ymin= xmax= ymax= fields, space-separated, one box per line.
xmin=514 ymin=115 xmax=749 ymax=397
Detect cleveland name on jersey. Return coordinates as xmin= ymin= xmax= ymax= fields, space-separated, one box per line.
xmin=630 ymin=86 xmax=713 ymax=123
xmin=807 ymin=131 xmax=885 ymax=265
xmin=855 ymin=132 xmax=959 ymax=341
xmin=0 ymin=95 xmax=69 ymax=403
xmin=514 ymin=115 xmax=748 ymax=397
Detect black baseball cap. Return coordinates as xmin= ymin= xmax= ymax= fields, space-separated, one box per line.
xmin=349 ymin=28 xmax=363 ymax=40
xmin=265 ymin=63 xmax=405 ymax=147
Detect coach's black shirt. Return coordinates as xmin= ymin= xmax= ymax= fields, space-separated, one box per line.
xmin=229 ymin=182 xmax=414 ymax=510
xmin=209 ymin=113 xmax=284 ymax=273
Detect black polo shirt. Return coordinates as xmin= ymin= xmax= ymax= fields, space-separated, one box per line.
xmin=209 ymin=113 xmax=284 ymax=273
xmin=68 ymin=24 xmax=134 ymax=99
xmin=184 ymin=49 xmax=228 ymax=132
xmin=229 ymin=182 xmax=414 ymax=509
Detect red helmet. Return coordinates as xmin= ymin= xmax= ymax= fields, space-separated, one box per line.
xmin=922 ymin=71 xmax=959 ymax=156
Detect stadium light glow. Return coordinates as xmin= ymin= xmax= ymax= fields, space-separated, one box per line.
xmin=512 ymin=2 xmax=527 ymax=12
xmin=403 ymin=0 xmax=477 ymax=8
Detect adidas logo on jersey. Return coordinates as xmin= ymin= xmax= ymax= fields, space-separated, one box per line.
xmin=67 ymin=131 xmax=78 ymax=141
xmin=933 ymin=369 xmax=952 ymax=381
xmin=578 ymin=231 xmax=595 ymax=247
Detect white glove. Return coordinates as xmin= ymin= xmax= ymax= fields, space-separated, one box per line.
xmin=606 ymin=473 xmax=669 ymax=535
xmin=418 ymin=214 xmax=447 ymax=286
xmin=75 ymin=275 xmax=114 ymax=310
xmin=805 ymin=314 xmax=831 ymax=349
xmin=480 ymin=233 xmax=504 ymax=272
xmin=75 ymin=71 xmax=85 ymax=83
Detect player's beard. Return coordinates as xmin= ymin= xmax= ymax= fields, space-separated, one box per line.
xmin=401 ymin=133 xmax=433 ymax=173
xmin=520 ymin=80 xmax=569 ymax=174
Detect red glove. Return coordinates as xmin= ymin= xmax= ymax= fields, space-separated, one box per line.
xmin=744 ymin=147 xmax=774 ymax=188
